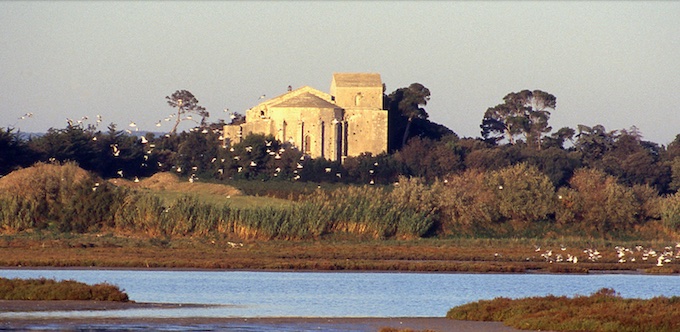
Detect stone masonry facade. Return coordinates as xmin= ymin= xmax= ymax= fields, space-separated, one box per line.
xmin=223 ymin=73 xmax=388 ymax=161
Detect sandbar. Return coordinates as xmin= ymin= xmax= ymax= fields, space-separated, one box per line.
xmin=0 ymin=300 xmax=523 ymax=331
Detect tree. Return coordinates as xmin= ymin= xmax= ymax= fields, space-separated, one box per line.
xmin=0 ymin=127 xmax=36 ymax=175
xmin=574 ymin=124 xmax=618 ymax=166
xmin=481 ymin=90 xmax=556 ymax=149
xmin=165 ymin=90 xmax=208 ymax=134
xmin=542 ymin=127 xmax=576 ymax=150
xmin=386 ymin=83 xmax=431 ymax=149
xmin=394 ymin=136 xmax=463 ymax=181
xmin=28 ymin=124 xmax=98 ymax=171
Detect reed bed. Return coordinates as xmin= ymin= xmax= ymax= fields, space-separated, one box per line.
xmin=0 ymin=277 xmax=129 ymax=301
xmin=0 ymin=164 xmax=436 ymax=240
xmin=447 ymin=288 xmax=680 ymax=332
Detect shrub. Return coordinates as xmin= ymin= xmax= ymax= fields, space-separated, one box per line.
xmin=447 ymin=288 xmax=680 ymax=332
xmin=0 ymin=277 xmax=128 ymax=301
xmin=660 ymin=193 xmax=680 ymax=231
xmin=434 ymin=169 xmax=501 ymax=233
xmin=0 ymin=162 xmax=127 ymax=232
xmin=486 ymin=163 xmax=556 ymax=223
xmin=556 ymin=168 xmax=638 ymax=235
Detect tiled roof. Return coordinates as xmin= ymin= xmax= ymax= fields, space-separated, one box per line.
xmin=272 ymin=92 xmax=338 ymax=108
xmin=332 ymin=73 xmax=382 ymax=87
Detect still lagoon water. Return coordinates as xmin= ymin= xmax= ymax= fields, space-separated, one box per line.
xmin=1 ymin=269 xmax=680 ymax=320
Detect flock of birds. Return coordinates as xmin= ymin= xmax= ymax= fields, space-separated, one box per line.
xmin=39 ymin=111 xmax=378 ymax=185
xmin=530 ymin=244 xmax=680 ymax=266
xmin=15 ymin=101 xmax=383 ymax=187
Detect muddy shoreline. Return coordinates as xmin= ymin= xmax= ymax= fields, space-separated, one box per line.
xmin=0 ymin=301 xmax=523 ymax=331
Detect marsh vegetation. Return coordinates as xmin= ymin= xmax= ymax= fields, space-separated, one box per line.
xmin=1 ymin=163 xmax=680 ymax=273
xmin=447 ymin=288 xmax=680 ymax=332
xmin=0 ymin=277 xmax=128 ymax=301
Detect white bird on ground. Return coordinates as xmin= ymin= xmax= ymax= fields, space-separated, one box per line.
xmin=657 ymin=256 xmax=665 ymax=267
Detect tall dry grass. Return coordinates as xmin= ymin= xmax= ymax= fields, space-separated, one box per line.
xmin=0 ymin=162 xmax=127 ymax=232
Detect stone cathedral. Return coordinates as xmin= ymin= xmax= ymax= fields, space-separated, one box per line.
xmin=223 ymin=73 xmax=388 ymax=161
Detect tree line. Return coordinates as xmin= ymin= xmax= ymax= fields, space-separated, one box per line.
xmin=2 ymin=86 xmax=680 ymax=196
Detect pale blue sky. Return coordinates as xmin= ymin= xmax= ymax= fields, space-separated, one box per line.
xmin=2 ymin=1 xmax=679 ymax=144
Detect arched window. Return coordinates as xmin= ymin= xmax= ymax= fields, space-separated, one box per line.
xmin=355 ymin=92 xmax=363 ymax=106
xmin=304 ymin=135 xmax=311 ymax=153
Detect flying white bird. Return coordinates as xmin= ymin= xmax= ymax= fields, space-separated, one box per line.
xmin=111 ymin=144 xmax=120 ymax=157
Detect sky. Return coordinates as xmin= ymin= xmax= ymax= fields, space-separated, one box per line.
xmin=2 ymin=1 xmax=679 ymax=145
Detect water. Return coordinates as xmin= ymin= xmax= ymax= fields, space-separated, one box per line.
xmin=1 ymin=269 xmax=679 ymax=319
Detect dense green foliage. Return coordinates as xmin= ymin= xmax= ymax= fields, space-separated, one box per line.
xmin=0 ymin=277 xmax=128 ymax=301
xmin=447 ymin=288 xmax=680 ymax=332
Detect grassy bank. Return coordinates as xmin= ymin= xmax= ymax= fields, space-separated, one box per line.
xmin=447 ymin=288 xmax=680 ymax=332
xmin=0 ymin=277 xmax=128 ymax=301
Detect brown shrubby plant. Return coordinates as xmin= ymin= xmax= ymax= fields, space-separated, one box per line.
xmin=447 ymin=288 xmax=680 ymax=332
xmin=434 ymin=169 xmax=501 ymax=233
xmin=0 ymin=277 xmax=128 ymax=301
xmin=660 ymin=193 xmax=680 ymax=231
xmin=486 ymin=163 xmax=556 ymax=223
xmin=556 ymin=168 xmax=638 ymax=235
